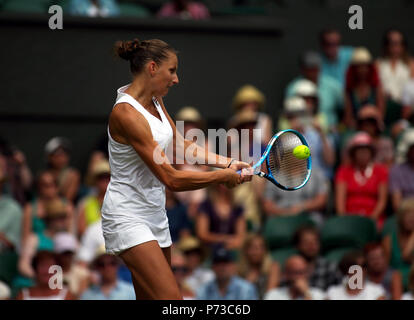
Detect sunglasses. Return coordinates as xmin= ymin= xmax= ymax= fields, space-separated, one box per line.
xmin=172 ymin=266 xmax=188 ymax=274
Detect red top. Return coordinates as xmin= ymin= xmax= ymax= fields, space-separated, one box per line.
xmin=335 ymin=164 xmax=388 ymax=228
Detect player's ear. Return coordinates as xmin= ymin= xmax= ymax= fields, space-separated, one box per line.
xmin=148 ymin=61 xmax=157 ymax=77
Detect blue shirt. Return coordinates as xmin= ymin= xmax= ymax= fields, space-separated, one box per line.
xmin=80 ymin=280 xmax=135 ymax=300
xmin=286 ymin=75 xmax=343 ymax=128
xmin=196 ymin=276 xmax=258 ymax=300
xmin=321 ymin=46 xmax=354 ymax=87
xmin=304 ymin=126 xmax=334 ymax=179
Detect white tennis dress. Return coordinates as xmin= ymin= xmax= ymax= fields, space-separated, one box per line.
xmin=101 ymin=84 xmax=173 ymax=254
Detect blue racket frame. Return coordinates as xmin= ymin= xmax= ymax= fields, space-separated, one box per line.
xmin=250 ymin=129 xmax=312 ymax=191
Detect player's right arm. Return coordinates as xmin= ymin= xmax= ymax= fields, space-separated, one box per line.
xmin=109 ymin=103 xmax=241 ymax=192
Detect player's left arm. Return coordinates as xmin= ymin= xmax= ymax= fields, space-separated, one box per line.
xmin=156 ymin=97 xmax=251 ymax=173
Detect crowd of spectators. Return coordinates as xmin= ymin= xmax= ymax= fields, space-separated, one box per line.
xmin=1 ymin=27 xmax=414 ymax=301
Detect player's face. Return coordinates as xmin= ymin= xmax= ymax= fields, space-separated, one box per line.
xmin=153 ymin=52 xmax=179 ymax=97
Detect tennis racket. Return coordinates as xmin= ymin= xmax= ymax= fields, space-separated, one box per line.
xmin=238 ymin=129 xmax=312 ymax=191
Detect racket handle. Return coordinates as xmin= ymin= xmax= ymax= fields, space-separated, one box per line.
xmin=236 ymin=168 xmax=254 ymax=176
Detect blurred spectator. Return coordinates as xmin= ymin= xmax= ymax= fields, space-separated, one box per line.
xmin=0 ymin=137 xmax=32 ymax=206
xmin=84 ymin=134 xmax=109 ymax=187
xmin=238 ymin=234 xmax=280 ymax=299
xmin=401 ymin=79 xmax=414 ymax=120
xmin=171 ymin=248 xmax=195 ymax=299
xmin=383 ymin=198 xmax=414 ymax=289
xmin=230 ymin=84 xmax=273 ymax=145
xmin=19 ymin=198 xmax=73 ymax=278
xmin=227 ymin=108 xmax=265 ymax=231
xmin=16 ymin=251 xmax=74 ymax=300
xmin=0 ymin=281 xmax=11 ymax=300
xmin=44 ymin=137 xmax=80 ymax=204
xmin=178 ymin=237 xmax=215 ymax=294
xmin=262 ymin=165 xmax=328 ymax=225
xmin=377 ymin=29 xmax=414 ymax=126
xmin=335 ymin=132 xmax=388 ymax=229
xmin=166 ymin=188 xmax=192 ymax=243
xmin=284 ymin=79 xmax=329 ymax=133
xmin=173 ymin=106 xmax=208 ymax=220
xmin=76 ymin=160 xmax=110 ymax=236
xmin=402 ymin=265 xmax=414 ymax=300
xmin=286 ymin=51 xmax=343 ymax=131
xmin=282 ymin=96 xmax=335 ymax=179
xmin=363 ymin=242 xmax=403 ymax=300
xmin=344 ymin=47 xmax=385 ymax=129
xmin=196 ymin=184 xmax=246 ymax=250
xmin=53 ymin=232 xmax=90 ymax=299
xmin=0 ymin=166 xmax=23 ymax=253
xmin=157 ymin=0 xmax=210 ymax=20
xmin=319 ymin=28 xmax=354 ymax=87
xmin=21 ymin=171 xmax=74 ymax=250
xmin=356 ymin=105 xmax=394 ymax=165
xmin=326 ymin=251 xmax=386 ymax=300
xmin=76 ymin=219 xmax=105 ymax=266
xmin=390 ymin=129 xmax=414 ymax=211
xmin=264 ymin=255 xmax=325 ymax=300
xmin=196 ymin=247 xmax=258 ymax=300
xmin=69 ymin=0 xmax=120 ymax=17
xmin=341 ymin=105 xmax=394 ymax=166
xmin=80 ymin=248 xmax=135 ymax=300
xmin=293 ymin=226 xmax=342 ymax=291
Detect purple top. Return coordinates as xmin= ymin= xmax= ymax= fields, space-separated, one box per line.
xmin=389 ymin=163 xmax=414 ymax=197
xmin=199 ymin=199 xmax=243 ymax=235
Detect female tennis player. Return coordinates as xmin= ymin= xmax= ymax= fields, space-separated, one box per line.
xmin=101 ymin=38 xmax=252 ymax=300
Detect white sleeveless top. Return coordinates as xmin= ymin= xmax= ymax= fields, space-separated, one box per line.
xmin=378 ymin=59 xmax=411 ymax=102
xmin=101 ymin=84 xmax=173 ymax=221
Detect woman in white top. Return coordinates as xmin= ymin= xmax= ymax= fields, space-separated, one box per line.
xmin=102 ymin=38 xmax=251 ymax=299
xmin=377 ymin=29 xmax=414 ymax=104
xmin=16 ymin=250 xmax=73 ymax=300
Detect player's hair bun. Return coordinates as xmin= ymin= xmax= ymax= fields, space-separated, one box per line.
xmin=115 ymin=38 xmax=142 ymax=61
xmin=113 ymin=38 xmax=177 ymax=74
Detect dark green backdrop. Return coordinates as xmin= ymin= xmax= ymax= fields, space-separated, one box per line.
xmin=0 ymin=2 xmax=413 ymax=174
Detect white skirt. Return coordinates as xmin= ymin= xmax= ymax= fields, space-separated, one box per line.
xmin=101 ymin=210 xmax=172 ymax=255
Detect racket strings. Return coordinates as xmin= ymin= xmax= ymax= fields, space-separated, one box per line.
xmin=268 ymin=132 xmax=309 ymax=189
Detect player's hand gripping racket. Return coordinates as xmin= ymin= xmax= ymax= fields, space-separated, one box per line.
xmin=238 ymin=129 xmax=312 ymax=190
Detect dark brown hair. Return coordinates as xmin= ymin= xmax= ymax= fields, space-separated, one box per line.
xmin=293 ymin=225 xmax=319 ymax=247
xmin=114 ymin=38 xmax=177 ymax=75
xmin=382 ymin=29 xmax=411 ymax=64
xmin=32 ymin=250 xmax=56 ymax=271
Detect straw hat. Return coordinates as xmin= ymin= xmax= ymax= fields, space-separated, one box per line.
xmin=92 ymin=160 xmax=110 ymax=179
xmin=44 ymin=198 xmax=67 ymax=219
xmin=284 ymin=96 xmax=308 ymax=114
xmin=228 ymin=108 xmax=258 ymax=129
xmin=291 ymin=79 xmax=318 ymax=98
xmin=175 ymin=106 xmax=202 ymax=123
xmin=232 ymin=85 xmax=265 ymax=111
xmin=351 ymin=47 xmax=372 ymax=65
xmin=357 ymin=105 xmax=384 ymax=132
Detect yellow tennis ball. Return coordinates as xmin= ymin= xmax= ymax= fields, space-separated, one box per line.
xmin=293 ymin=145 xmax=310 ymax=160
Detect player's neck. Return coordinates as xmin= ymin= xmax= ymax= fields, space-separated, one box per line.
xmin=126 ymin=77 xmax=155 ymax=110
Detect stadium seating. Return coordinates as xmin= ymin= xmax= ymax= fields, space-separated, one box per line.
xmin=323 ymin=247 xmax=355 ymax=263
xmin=382 ymin=215 xmax=398 ymax=237
xmin=0 ymin=250 xmax=18 ymax=286
xmin=118 ymin=2 xmax=151 ymax=18
xmin=321 ymin=216 xmax=378 ymax=253
xmin=270 ymin=247 xmax=298 ymax=267
xmin=1 ymin=0 xmax=51 ymax=13
xmin=263 ymin=214 xmax=314 ymax=250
